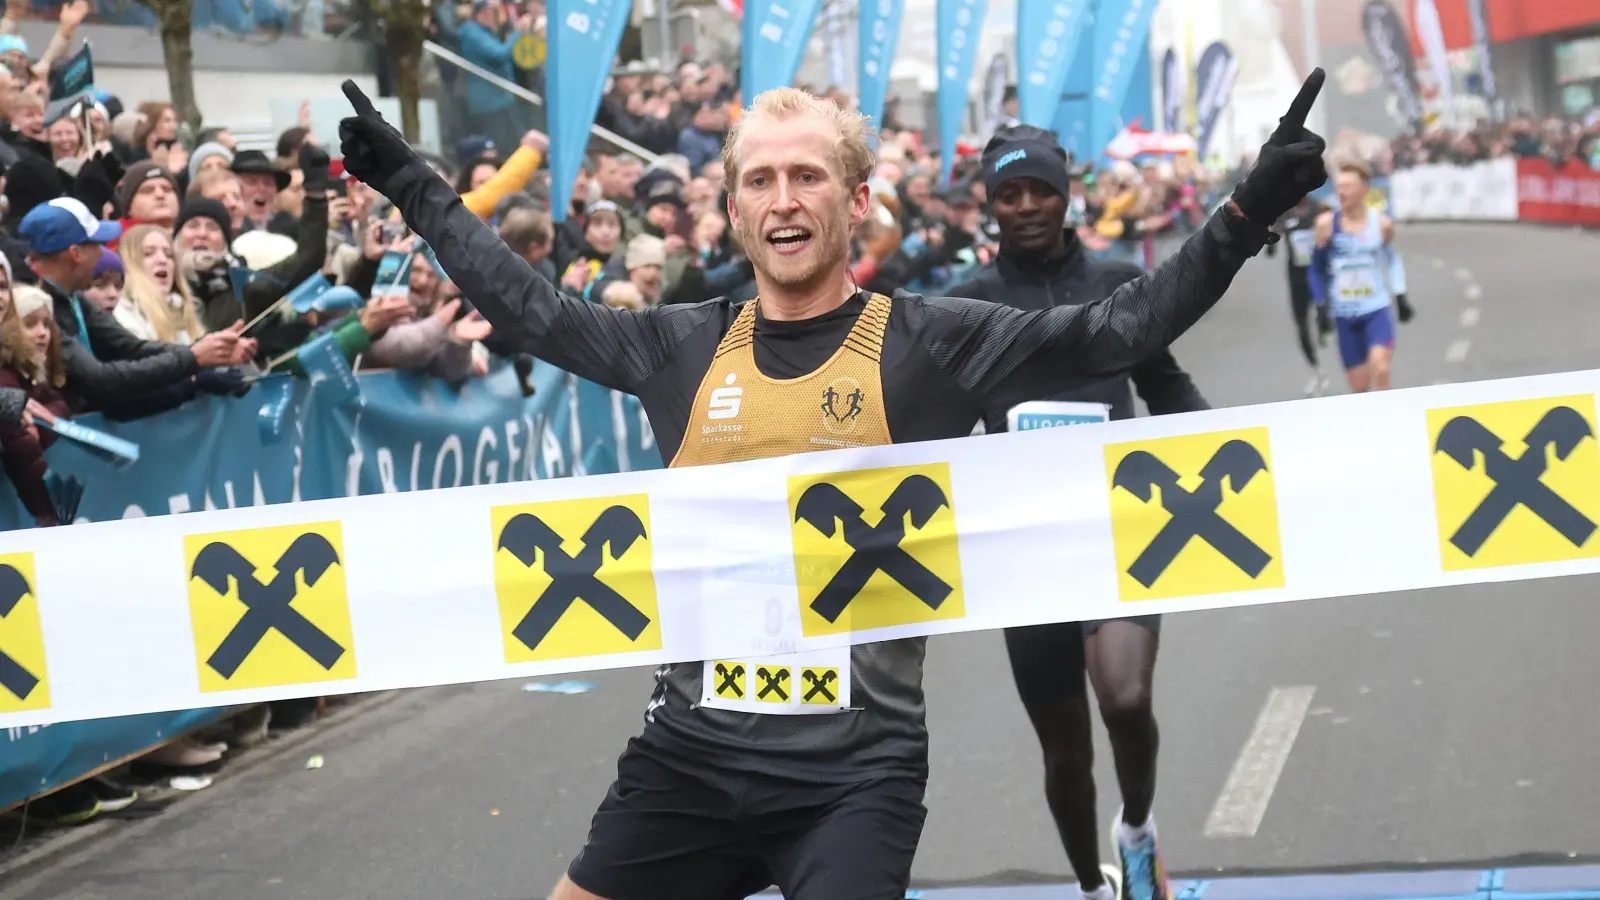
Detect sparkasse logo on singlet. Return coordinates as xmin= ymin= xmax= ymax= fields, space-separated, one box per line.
xmin=703 ymin=373 xmax=743 ymax=444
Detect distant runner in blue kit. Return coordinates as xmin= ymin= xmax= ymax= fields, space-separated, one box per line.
xmin=1309 ymin=161 xmax=1413 ymax=392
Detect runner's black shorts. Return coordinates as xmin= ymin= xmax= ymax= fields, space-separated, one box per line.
xmin=567 ymin=737 xmax=927 ymax=900
xmin=1003 ymin=615 xmax=1161 ymax=708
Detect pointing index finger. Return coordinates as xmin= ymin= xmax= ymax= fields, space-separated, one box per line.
xmin=1282 ymin=68 xmax=1325 ymax=130
xmin=342 ymin=79 xmax=378 ymax=118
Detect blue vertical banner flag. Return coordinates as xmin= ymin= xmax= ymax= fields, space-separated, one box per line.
xmin=741 ymin=0 xmax=824 ymax=101
xmin=1050 ymin=0 xmax=1097 ymax=161
xmin=936 ymin=0 xmax=987 ymax=185
xmin=1086 ymin=0 xmax=1158 ymax=165
xmin=546 ymin=0 xmax=629 ymax=223
xmin=1015 ymin=0 xmax=1090 ymax=128
xmin=858 ymin=0 xmax=904 ymax=133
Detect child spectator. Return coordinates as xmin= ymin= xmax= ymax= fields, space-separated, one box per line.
xmin=0 ymin=285 xmax=70 ymax=527
xmin=81 ymin=247 xmax=125 ymax=313
xmin=115 ymin=223 xmax=206 ymax=346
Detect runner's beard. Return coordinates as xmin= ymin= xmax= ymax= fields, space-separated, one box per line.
xmin=739 ymin=207 xmax=848 ymax=296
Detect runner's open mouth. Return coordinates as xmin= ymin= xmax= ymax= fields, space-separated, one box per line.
xmin=766 ymin=227 xmax=813 ymax=250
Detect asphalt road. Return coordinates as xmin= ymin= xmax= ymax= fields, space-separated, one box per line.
xmin=7 ymin=223 xmax=1599 ymax=900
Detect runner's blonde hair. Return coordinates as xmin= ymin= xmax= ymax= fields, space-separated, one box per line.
xmin=721 ymin=87 xmax=875 ymax=196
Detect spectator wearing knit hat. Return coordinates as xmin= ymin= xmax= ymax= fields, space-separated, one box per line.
xmin=188 ymin=141 xmax=235 ymax=183
xmin=173 ymin=196 xmax=241 ymax=332
xmin=80 ymin=247 xmax=124 ymax=313
xmin=113 ymin=160 xmax=181 ymax=239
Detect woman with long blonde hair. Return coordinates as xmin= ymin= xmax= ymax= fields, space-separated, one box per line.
xmin=116 ymin=224 xmax=208 ymax=345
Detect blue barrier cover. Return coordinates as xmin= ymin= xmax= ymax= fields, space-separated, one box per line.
xmin=0 ymin=361 xmax=660 ymax=809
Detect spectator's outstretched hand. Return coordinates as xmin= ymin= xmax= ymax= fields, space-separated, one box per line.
xmin=192 ymin=322 xmax=245 ymax=368
xmin=339 ymin=81 xmax=416 ymax=194
xmin=300 ymin=139 xmax=332 ymax=193
xmin=1232 ymin=68 xmax=1330 ymax=228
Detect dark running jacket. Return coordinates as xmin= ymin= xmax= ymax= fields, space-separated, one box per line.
xmin=946 ymin=231 xmax=1209 ymax=432
xmin=379 ymin=158 xmax=1269 ymax=783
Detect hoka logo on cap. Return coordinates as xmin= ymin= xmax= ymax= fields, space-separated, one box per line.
xmin=994 ymin=149 xmax=1028 ymax=170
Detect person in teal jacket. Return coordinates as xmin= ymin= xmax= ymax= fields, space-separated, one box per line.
xmin=458 ymin=0 xmax=532 ymax=152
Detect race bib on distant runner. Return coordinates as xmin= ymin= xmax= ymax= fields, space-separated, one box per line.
xmin=1335 ymin=262 xmax=1379 ymax=299
xmin=700 ymin=646 xmax=852 ymax=715
xmin=1007 ymin=401 xmax=1112 ymax=432
xmin=1288 ymin=229 xmax=1316 ymax=267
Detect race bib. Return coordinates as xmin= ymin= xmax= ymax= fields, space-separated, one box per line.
xmin=1287 ymin=229 xmax=1316 ymax=267
xmin=1007 ymin=400 xmax=1112 ymax=432
xmin=700 ymin=646 xmax=852 ymax=715
xmin=1334 ymin=261 xmax=1379 ymax=299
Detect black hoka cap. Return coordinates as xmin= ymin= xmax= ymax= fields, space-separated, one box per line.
xmin=980 ymin=124 xmax=1071 ymax=199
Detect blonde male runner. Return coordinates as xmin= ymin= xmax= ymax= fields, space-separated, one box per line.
xmin=337 ymin=72 xmax=1330 ymax=900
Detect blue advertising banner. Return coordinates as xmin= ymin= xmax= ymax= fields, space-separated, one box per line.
xmin=1193 ymin=41 xmax=1237 ymax=160
xmin=546 ymin=0 xmax=630 ymax=222
xmin=1086 ymin=0 xmax=1158 ymax=165
xmin=936 ymin=0 xmax=987 ymax=185
xmin=1016 ymin=0 xmax=1091 ymax=129
xmin=1050 ymin=4 xmax=1096 ymax=162
xmin=857 ymin=0 xmax=905 ymax=134
xmin=0 ymin=362 xmax=659 ymax=810
xmin=742 ymin=0 xmax=824 ymax=101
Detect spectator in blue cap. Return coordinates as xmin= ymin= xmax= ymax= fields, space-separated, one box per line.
xmin=18 ymin=197 xmax=252 ymax=418
xmin=18 ymin=196 xmax=122 ymax=290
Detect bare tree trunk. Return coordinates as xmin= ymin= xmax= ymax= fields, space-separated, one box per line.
xmin=154 ymin=0 xmax=203 ymax=130
xmin=389 ymin=33 xmax=422 ymax=143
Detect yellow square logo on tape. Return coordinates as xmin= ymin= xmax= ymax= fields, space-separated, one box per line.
xmin=1428 ymin=394 xmax=1600 ymax=571
xmin=184 ymin=522 xmax=358 ymax=693
xmin=800 ymin=666 xmax=841 ymax=705
xmin=753 ymin=663 xmax=793 ymax=703
xmin=711 ymin=660 xmax=747 ymax=699
xmin=1104 ymin=427 xmax=1285 ymax=601
xmin=789 ymin=463 xmax=965 ymax=637
xmin=0 ymin=553 xmax=49 ymax=714
xmin=491 ymin=494 xmax=662 ymax=663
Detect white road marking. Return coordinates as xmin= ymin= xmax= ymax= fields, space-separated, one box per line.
xmin=1455 ymin=267 xmax=1473 ymax=281
xmin=1464 ymin=284 xmax=1483 ymax=301
xmin=1204 ymin=685 xmax=1316 ymax=838
xmin=1431 ymin=258 xmax=1445 ymax=269
xmin=1445 ymin=339 xmax=1471 ymax=363
xmin=1459 ymin=307 xmax=1480 ymax=328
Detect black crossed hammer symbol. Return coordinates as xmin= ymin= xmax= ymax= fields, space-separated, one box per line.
xmin=802 ymin=668 xmax=838 ymax=703
xmin=189 ymin=535 xmax=347 ymax=679
xmin=1435 ymin=408 xmax=1597 ymax=556
xmin=0 ymin=565 xmax=40 ymax=701
xmin=756 ymin=666 xmax=790 ymax=701
xmin=497 ymin=507 xmax=653 ymax=651
xmin=1112 ymin=441 xmax=1273 ymax=588
xmin=714 ymin=662 xmax=745 ymax=698
xmin=793 ymin=475 xmax=954 ymax=622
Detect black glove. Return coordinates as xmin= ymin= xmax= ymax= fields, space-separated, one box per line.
xmin=195 ymin=367 xmax=252 ymax=398
xmin=1395 ymin=293 xmax=1414 ymax=324
xmin=299 ymin=139 xmax=332 ymax=195
xmin=1232 ymin=69 xmax=1330 ymax=229
xmin=338 ymin=81 xmax=417 ymax=195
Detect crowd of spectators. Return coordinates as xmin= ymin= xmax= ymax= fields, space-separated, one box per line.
xmin=1384 ymin=112 xmax=1600 ymax=172
xmin=0 ymin=0 xmax=1239 ymax=832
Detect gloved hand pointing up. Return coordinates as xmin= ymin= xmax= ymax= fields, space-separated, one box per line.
xmin=338 ymin=80 xmax=417 ymax=194
xmin=1232 ymin=69 xmax=1331 ymax=228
